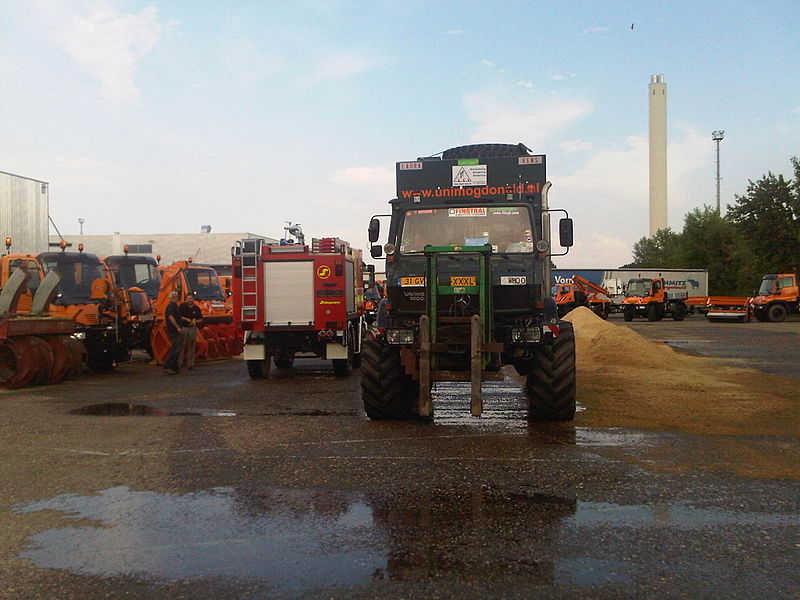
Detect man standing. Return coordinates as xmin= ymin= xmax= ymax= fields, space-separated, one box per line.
xmin=179 ymin=293 xmax=203 ymax=371
xmin=164 ymin=291 xmax=183 ymax=375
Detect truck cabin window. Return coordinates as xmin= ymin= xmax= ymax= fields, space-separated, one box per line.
xmin=186 ymin=268 xmax=225 ymax=300
xmin=626 ymin=279 xmax=650 ymax=297
xmin=399 ymin=206 xmax=534 ymax=254
xmin=758 ymin=277 xmax=776 ymax=295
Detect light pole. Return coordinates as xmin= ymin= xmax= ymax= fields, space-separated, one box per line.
xmin=78 ymin=218 xmax=85 ymax=235
xmin=712 ymin=130 xmax=724 ymax=213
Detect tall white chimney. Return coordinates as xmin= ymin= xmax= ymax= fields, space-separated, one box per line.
xmin=648 ymin=74 xmax=667 ymax=236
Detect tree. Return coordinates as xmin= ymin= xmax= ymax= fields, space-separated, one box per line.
xmin=630 ymin=227 xmax=681 ymax=267
xmin=727 ymin=158 xmax=800 ymax=277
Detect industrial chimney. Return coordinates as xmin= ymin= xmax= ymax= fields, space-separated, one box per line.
xmin=648 ymin=74 xmax=667 ymax=236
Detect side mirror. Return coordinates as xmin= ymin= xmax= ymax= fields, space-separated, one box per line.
xmin=370 ymin=245 xmax=383 ymax=259
xmin=368 ymin=218 xmax=380 ymax=243
xmin=559 ymin=218 xmax=574 ymax=248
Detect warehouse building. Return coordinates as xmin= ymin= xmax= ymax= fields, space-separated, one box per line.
xmin=0 ymin=170 xmax=49 ymax=254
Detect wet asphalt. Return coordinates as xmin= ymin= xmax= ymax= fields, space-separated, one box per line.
xmin=0 ymin=316 xmax=798 ymax=599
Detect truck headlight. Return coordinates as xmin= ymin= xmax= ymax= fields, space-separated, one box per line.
xmin=511 ymin=327 xmax=540 ymax=343
xmin=386 ymin=328 xmax=415 ymax=345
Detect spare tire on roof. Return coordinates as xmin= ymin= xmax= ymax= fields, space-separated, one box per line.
xmin=441 ymin=143 xmax=531 ymax=159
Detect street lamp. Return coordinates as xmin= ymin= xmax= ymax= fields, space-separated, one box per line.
xmin=712 ymin=131 xmax=724 ymax=213
xmin=78 ymin=218 xmax=85 ymax=235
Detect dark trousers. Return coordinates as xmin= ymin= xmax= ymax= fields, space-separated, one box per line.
xmin=165 ymin=330 xmax=183 ymax=371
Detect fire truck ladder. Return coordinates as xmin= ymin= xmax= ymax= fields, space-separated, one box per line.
xmin=418 ymin=244 xmax=503 ymax=418
xmin=238 ymin=239 xmax=263 ymax=322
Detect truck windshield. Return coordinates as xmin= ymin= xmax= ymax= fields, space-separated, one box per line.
xmin=399 ymin=206 xmax=534 ymax=254
xmin=757 ymin=277 xmax=776 ymax=295
xmin=39 ymin=256 xmax=105 ymax=305
xmin=111 ymin=263 xmax=162 ymax=299
xmin=625 ymin=279 xmax=651 ymax=297
xmin=185 ymin=268 xmax=225 ymax=300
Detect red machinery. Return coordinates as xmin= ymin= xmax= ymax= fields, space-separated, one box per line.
xmin=232 ymin=236 xmax=366 ymax=378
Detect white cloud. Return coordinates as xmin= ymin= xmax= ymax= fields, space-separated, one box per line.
xmin=303 ymin=51 xmax=381 ymax=84
xmin=517 ymin=80 xmax=534 ymax=89
xmin=480 ymin=59 xmax=496 ymax=68
xmin=465 ymin=92 xmax=592 ymax=147
xmin=551 ymin=74 xmax=564 ymax=81
xmin=559 ymin=139 xmax=593 ymax=153
xmin=51 ymin=1 xmax=163 ymax=103
xmin=443 ymin=30 xmax=464 ymax=35
xmin=330 ymin=166 xmax=394 ymax=186
xmin=560 ymin=231 xmax=632 ymax=269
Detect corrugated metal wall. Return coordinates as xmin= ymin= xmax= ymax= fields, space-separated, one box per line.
xmin=0 ymin=171 xmax=49 ymax=254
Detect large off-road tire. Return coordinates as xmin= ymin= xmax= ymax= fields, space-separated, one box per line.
xmin=623 ymin=307 xmax=634 ymax=322
xmin=361 ymin=334 xmax=418 ymax=420
xmin=646 ymin=304 xmax=658 ymax=322
xmin=672 ymin=302 xmax=688 ymax=321
xmin=754 ymin=309 xmax=768 ymax=322
xmin=767 ymin=303 xmax=788 ymax=323
xmin=246 ymin=357 xmax=270 ymax=379
xmin=525 ymin=321 xmax=576 ymax=422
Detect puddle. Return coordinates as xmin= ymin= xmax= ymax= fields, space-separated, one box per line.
xmin=573 ymin=427 xmax=655 ymax=448
xmin=69 ymin=404 xmax=355 ymax=418
xmin=70 ymin=403 xmax=169 ymax=416
xmin=12 ymin=487 xmax=797 ymax=591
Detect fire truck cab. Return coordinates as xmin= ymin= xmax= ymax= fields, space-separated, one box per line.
xmin=232 ymin=236 xmax=365 ymax=378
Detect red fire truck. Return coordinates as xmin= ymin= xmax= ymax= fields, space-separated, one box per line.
xmin=232 ymin=235 xmax=366 ymax=378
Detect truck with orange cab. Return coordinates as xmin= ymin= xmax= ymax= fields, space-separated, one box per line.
xmin=750 ymin=273 xmax=799 ymax=322
xmin=232 ymin=234 xmax=366 ymax=378
xmin=554 ymin=275 xmax=611 ymax=319
xmin=622 ymin=277 xmax=688 ymax=322
xmin=150 ymin=259 xmax=240 ymax=364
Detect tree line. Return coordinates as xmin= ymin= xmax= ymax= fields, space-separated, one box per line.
xmin=627 ymin=157 xmax=800 ymax=295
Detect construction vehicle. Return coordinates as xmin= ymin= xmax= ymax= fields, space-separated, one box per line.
xmin=0 ymin=267 xmax=84 ymax=388
xmin=750 ymin=273 xmax=799 ymax=322
xmin=622 ymin=277 xmax=688 ymax=322
xmin=36 ymin=244 xmax=135 ymax=371
xmin=554 ymin=275 xmax=611 ymax=319
xmin=150 ymin=259 xmax=241 ymax=364
xmin=363 ymin=143 xmax=575 ymax=421
xmin=104 ymin=250 xmax=161 ymax=353
xmin=232 ymin=231 xmax=366 ymax=378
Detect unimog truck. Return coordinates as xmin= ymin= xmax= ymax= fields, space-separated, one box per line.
xmin=364 ymin=143 xmax=575 ymax=421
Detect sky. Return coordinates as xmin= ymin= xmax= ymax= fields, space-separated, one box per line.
xmin=1 ymin=0 xmax=798 ymax=268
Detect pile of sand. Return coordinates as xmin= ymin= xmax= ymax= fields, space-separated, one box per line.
xmin=561 ymin=307 xmax=796 ymax=438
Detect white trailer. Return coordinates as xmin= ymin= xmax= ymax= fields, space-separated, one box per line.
xmin=0 ymin=171 xmax=49 ymax=254
xmin=552 ymin=268 xmax=709 ymax=304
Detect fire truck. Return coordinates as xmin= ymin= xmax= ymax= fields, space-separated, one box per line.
xmin=232 ymin=233 xmax=366 ymax=378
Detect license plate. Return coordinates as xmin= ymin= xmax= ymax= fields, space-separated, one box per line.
xmin=500 ymin=276 xmax=527 ymax=285
xmin=399 ymin=276 xmax=426 ymax=287
xmin=450 ymin=276 xmax=476 ymax=286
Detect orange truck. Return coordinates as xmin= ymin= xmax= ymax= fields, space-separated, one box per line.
xmin=232 ymin=236 xmax=365 ymax=378
xmin=150 ymin=259 xmax=241 ymax=364
xmin=554 ymin=275 xmax=611 ymax=319
xmin=621 ymin=277 xmax=688 ymax=322
xmin=750 ymin=273 xmax=799 ymax=322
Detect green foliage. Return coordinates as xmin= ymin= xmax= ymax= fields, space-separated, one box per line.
xmin=628 ymin=156 xmax=799 ymax=295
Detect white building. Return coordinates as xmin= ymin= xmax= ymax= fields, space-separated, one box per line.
xmin=0 ymin=170 xmax=49 ymax=254
xmin=47 ymin=231 xmax=278 ymax=275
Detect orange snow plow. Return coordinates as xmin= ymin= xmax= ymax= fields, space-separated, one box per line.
xmin=705 ymin=296 xmax=751 ymax=322
xmin=149 ymin=260 xmax=241 ymax=364
xmin=0 ymin=267 xmax=84 ymax=388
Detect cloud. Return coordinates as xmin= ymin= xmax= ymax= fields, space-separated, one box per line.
xmin=465 ymin=92 xmax=592 ymax=147
xmin=559 ymin=139 xmax=593 ymax=153
xmin=303 ymin=51 xmax=381 ymax=84
xmin=51 ymin=1 xmax=163 ymax=103
xmin=551 ymin=74 xmax=564 ymax=81
xmin=329 ymin=166 xmax=394 ymax=186
xmin=480 ymin=59 xmax=496 ymax=68
xmin=560 ymin=231 xmax=632 ymax=269
xmin=443 ymin=30 xmax=464 ymax=35
xmin=517 ymin=80 xmax=534 ymax=89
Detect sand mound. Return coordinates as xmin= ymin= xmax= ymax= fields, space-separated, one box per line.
xmin=563 ymin=306 xmax=688 ymax=370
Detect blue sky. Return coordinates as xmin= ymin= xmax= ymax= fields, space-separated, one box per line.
xmin=1 ymin=0 xmax=798 ymax=267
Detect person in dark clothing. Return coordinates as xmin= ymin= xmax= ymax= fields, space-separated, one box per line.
xmin=179 ymin=293 xmax=203 ymax=371
xmin=164 ymin=291 xmax=183 ymax=374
